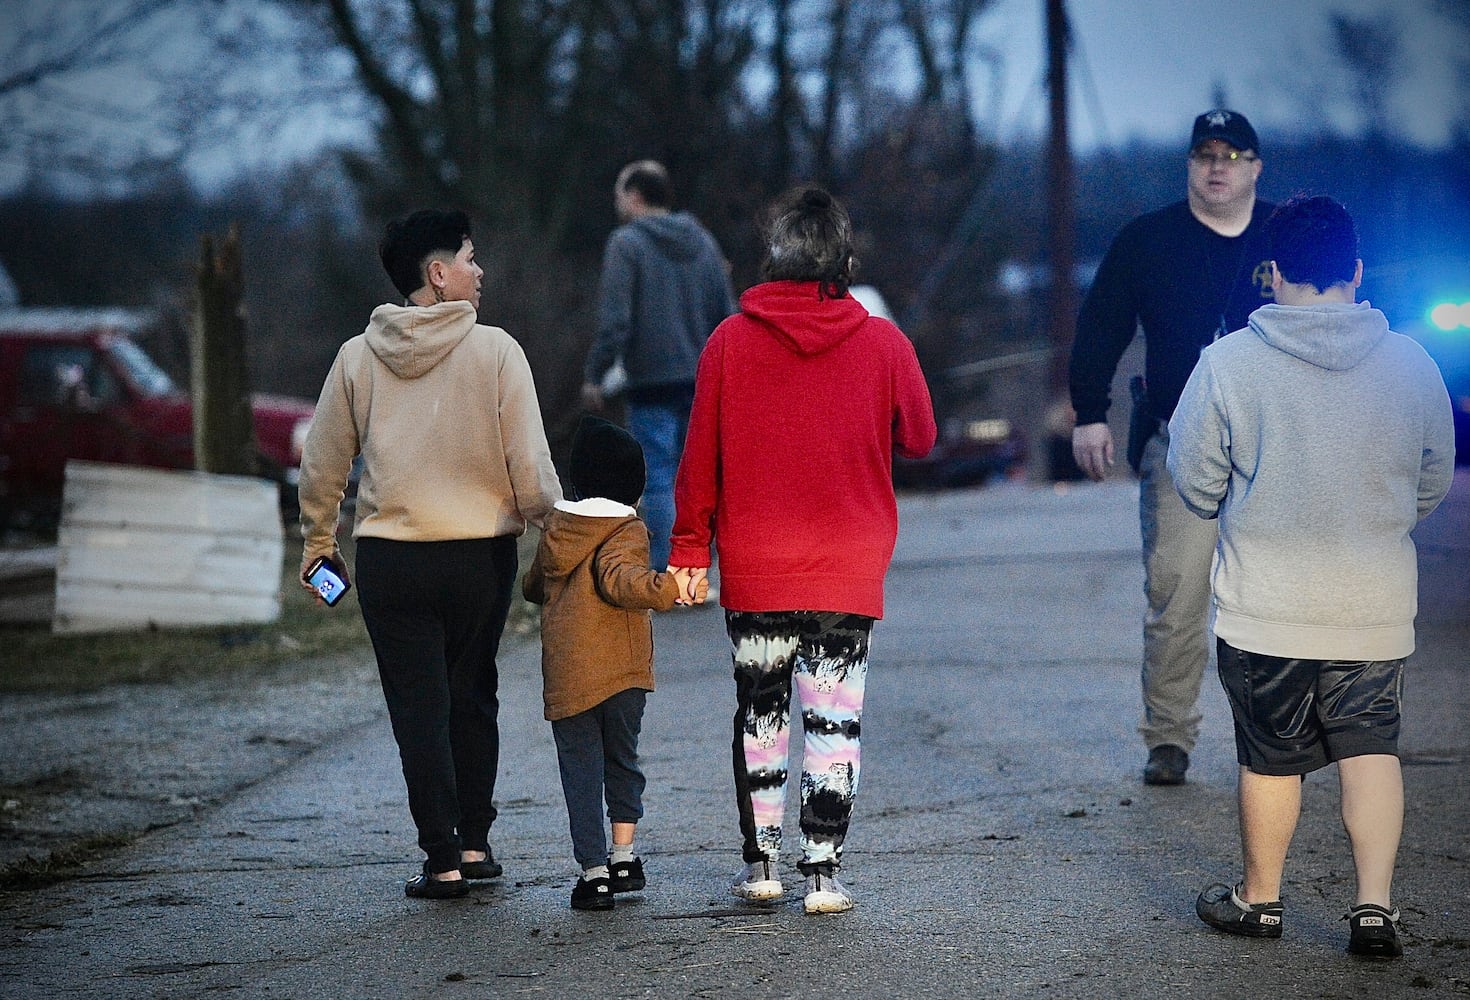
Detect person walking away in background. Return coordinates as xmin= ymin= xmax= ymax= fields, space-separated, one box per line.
xmin=1168 ymin=195 xmax=1455 ymax=957
xmin=1069 ymin=110 xmax=1276 ymax=786
xmin=581 ymin=160 xmax=736 ymax=570
xmin=297 ymin=209 xmax=561 ymax=899
xmin=522 ymin=415 xmax=705 ymax=912
xmin=669 ymin=186 xmax=936 ymax=915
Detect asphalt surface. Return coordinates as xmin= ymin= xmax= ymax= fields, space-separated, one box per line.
xmin=3 ymin=472 xmax=1467 ymax=999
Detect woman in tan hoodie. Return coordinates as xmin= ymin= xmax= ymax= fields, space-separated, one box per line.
xmin=297 ymin=209 xmax=561 ymax=900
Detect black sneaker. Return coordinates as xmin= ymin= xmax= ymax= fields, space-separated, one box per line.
xmin=1196 ymin=882 xmax=1283 ymax=938
xmin=460 ymin=851 xmax=503 ymax=880
xmin=1346 ymin=903 xmax=1402 ymax=958
xmin=405 ymin=865 xmax=469 ymax=900
xmin=570 ymin=874 xmax=614 ymax=911
xmin=1143 ymin=745 xmax=1189 ymax=785
xmin=609 ymin=856 xmax=646 ymax=893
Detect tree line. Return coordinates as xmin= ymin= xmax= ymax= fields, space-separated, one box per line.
xmin=2 ymin=1 xmax=1467 ymax=459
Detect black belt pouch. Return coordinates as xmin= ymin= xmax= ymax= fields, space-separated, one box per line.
xmin=1126 ymin=375 xmax=1154 ymax=475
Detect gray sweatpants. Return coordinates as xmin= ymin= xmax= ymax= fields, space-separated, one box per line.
xmin=1138 ymin=426 xmax=1218 ymax=753
xmin=550 ymin=687 xmax=647 ymax=870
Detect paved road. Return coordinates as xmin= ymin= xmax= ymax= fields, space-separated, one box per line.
xmin=3 ymin=473 xmax=1467 ymax=998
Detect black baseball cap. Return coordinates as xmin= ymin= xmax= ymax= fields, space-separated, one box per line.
xmin=1190 ymin=109 xmax=1260 ymax=155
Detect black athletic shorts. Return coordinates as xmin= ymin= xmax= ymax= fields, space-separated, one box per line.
xmin=1216 ymin=638 xmax=1404 ymax=776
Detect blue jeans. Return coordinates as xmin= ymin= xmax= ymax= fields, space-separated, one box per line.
xmin=626 ymin=400 xmax=690 ymax=569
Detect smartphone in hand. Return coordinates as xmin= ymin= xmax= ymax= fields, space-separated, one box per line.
xmin=305 ymin=556 xmax=352 ymax=607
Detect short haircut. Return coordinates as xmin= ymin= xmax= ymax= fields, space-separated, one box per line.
xmin=378 ymin=209 xmax=472 ymax=299
xmin=1267 ymin=196 xmax=1359 ymax=293
xmin=617 ymin=161 xmax=672 ymax=208
xmin=761 ymin=185 xmax=856 ymax=297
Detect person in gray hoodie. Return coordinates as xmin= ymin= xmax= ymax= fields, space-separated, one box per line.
xmin=1167 ymin=196 xmax=1455 ymax=958
xmin=581 ymin=161 xmax=735 ymax=569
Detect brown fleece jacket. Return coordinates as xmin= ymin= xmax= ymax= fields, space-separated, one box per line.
xmin=523 ymin=501 xmax=681 ymax=721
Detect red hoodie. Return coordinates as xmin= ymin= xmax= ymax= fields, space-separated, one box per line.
xmin=670 ymin=280 xmax=936 ymax=618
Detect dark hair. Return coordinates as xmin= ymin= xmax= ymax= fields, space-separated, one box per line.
xmin=1267 ymin=195 xmax=1359 ymax=293
xmin=760 ymin=185 xmax=856 ymax=297
xmin=618 ymin=162 xmax=672 ymax=208
xmin=378 ymin=209 xmax=472 ymax=299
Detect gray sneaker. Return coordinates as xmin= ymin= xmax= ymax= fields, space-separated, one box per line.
xmin=803 ymin=871 xmax=853 ymax=914
xmin=1196 ymin=882 xmax=1283 ymax=938
xmin=731 ymin=859 xmax=783 ymax=901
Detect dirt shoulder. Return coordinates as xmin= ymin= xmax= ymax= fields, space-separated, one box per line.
xmin=0 ymin=530 xmax=544 ymax=887
xmin=0 ymin=649 xmax=389 ymax=886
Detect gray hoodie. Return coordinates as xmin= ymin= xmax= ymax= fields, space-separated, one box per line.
xmin=1167 ymin=301 xmax=1456 ymax=660
xmin=586 ymin=212 xmax=735 ymax=392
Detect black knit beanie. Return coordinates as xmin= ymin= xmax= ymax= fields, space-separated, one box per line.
xmin=569 ymin=415 xmax=646 ymax=506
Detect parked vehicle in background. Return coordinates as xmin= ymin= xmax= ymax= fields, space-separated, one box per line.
xmin=892 ymin=412 xmax=1027 ymax=489
xmin=1408 ymin=302 xmax=1470 ymax=466
xmin=1368 ymin=256 xmax=1469 ymax=465
xmin=0 ymin=308 xmax=316 ymax=532
xmin=849 ymin=284 xmax=1030 ymax=489
xmin=1412 ymin=317 xmax=1470 ymax=465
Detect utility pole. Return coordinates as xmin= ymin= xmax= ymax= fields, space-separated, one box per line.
xmin=1037 ymin=0 xmax=1081 ymax=481
xmin=192 ymin=223 xmax=257 ymax=478
xmin=1045 ymin=0 xmax=1075 ymax=401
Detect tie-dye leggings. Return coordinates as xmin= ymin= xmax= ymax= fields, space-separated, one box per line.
xmin=726 ymin=610 xmax=873 ymax=876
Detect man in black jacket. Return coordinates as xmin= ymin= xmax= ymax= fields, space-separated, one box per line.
xmin=1068 ymin=110 xmax=1275 ymax=785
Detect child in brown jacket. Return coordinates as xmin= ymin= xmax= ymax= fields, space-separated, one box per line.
xmin=523 ymin=415 xmax=705 ymax=910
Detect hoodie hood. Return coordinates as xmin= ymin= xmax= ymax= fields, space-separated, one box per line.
xmin=739 ymin=280 xmax=872 ymax=357
xmin=1247 ymin=301 xmax=1388 ymax=372
xmin=630 ymin=211 xmax=717 ymax=262
xmin=365 ymin=300 xmax=478 ymax=379
xmin=538 ymin=507 xmax=637 ymax=579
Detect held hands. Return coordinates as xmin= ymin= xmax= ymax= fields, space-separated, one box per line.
xmin=668 ymin=566 xmax=709 ymax=606
xmin=1072 ymin=422 xmax=1115 ymax=482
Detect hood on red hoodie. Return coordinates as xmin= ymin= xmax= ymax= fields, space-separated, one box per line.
xmin=738 ymin=280 xmax=872 ymax=357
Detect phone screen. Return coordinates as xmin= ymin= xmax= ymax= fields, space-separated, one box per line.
xmin=307 ymin=558 xmax=351 ymax=606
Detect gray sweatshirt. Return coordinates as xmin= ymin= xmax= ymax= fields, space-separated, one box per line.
xmin=586 ymin=212 xmax=735 ymax=393
xmin=1167 ymin=301 xmax=1456 ymax=660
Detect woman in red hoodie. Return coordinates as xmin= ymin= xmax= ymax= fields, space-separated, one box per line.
xmin=669 ymin=186 xmax=936 ymax=914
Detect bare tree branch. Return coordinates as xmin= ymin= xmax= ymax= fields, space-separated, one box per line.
xmin=0 ymin=0 xmax=184 ymax=98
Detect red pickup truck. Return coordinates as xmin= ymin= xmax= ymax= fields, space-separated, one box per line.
xmin=0 ymin=308 xmax=316 ymax=531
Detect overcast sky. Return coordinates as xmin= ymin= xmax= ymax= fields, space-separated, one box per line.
xmin=973 ymin=0 xmax=1464 ymax=151
xmin=2 ymin=0 xmax=1464 ymax=197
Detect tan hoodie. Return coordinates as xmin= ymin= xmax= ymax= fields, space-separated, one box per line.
xmin=523 ymin=498 xmax=680 ymax=721
xmin=299 ymin=301 xmax=561 ymax=568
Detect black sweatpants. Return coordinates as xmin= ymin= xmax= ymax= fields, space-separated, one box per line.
xmin=355 ymin=535 xmax=517 ymax=874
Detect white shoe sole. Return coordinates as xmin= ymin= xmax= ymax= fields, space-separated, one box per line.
xmin=804 ymin=890 xmax=853 ymax=914
xmin=731 ymin=879 xmax=783 ymax=901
